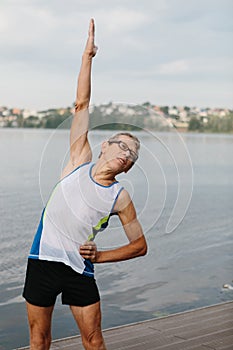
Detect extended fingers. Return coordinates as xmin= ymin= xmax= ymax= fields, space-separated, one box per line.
xmin=80 ymin=245 xmax=94 ymax=252
xmin=84 ymin=19 xmax=98 ymax=57
xmin=88 ymin=18 xmax=95 ymax=37
xmin=80 ymin=241 xmax=96 ymax=249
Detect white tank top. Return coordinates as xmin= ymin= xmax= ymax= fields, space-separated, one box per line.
xmin=29 ymin=162 xmax=123 ymax=277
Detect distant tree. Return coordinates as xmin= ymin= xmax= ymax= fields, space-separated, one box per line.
xmin=188 ymin=117 xmax=203 ymax=131
xmin=142 ymin=102 xmax=151 ymax=108
xmin=160 ymin=106 xmax=169 ymax=115
xmin=205 ymin=114 xmax=233 ymax=133
xmin=23 ymin=116 xmax=41 ymax=128
xmin=44 ymin=113 xmax=70 ymax=129
xmin=17 ymin=114 xmax=24 ymax=127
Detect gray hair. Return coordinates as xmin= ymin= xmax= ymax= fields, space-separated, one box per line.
xmin=108 ymin=132 xmax=140 ymax=151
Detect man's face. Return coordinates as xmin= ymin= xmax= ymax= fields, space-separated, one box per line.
xmin=102 ymin=135 xmax=138 ymax=173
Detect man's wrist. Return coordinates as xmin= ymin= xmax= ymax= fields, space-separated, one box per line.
xmin=95 ymin=250 xmax=102 ymax=263
xmin=82 ymin=51 xmax=94 ymax=61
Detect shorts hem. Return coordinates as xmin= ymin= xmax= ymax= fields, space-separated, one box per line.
xmin=23 ymin=294 xmax=56 ymax=308
xmin=62 ymin=297 xmax=100 ymax=307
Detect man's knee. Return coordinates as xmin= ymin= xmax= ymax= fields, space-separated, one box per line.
xmin=30 ymin=336 xmax=51 ymax=350
xmin=26 ymin=302 xmax=53 ymax=350
xmin=82 ymin=328 xmax=106 ymax=349
xmin=30 ymin=328 xmax=51 ymax=350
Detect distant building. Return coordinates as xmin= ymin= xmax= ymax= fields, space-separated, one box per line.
xmin=22 ymin=109 xmax=38 ymax=119
xmin=12 ymin=108 xmax=21 ymax=115
xmin=168 ymin=107 xmax=178 ymax=116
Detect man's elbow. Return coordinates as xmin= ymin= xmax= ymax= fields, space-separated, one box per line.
xmin=140 ymin=242 xmax=148 ymax=256
xmin=137 ymin=237 xmax=148 ymax=257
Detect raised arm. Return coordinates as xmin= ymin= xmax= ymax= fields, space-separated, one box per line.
xmin=62 ymin=19 xmax=97 ymax=178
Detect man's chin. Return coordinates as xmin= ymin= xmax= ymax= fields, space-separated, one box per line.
xmin=108 ymin=159 xmax=126 ymax=172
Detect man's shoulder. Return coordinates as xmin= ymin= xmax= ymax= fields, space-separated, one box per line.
xmin=61 ymin=161 xmax=92 ymax=180
xmin=114 ymin=189 xmax=132 ymax=213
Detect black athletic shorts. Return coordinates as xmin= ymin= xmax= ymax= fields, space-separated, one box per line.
xmin=22 ymin=259 xmax=100 ymax=307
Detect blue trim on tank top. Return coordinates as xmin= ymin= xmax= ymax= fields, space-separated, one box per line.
xmin=83 ymin=270 xmax=94 ymax=277
xmin=83 ymin=258 xmax=94 ymax=276
xmin=62 ymin=161 xmax=91 ymax=181
xmin=110 ymin=186 xmax=124 ymax=214
xmin=89 ymin=163 xmax=119 ymax=188
xmin=29 ymin=208 xmax=45 ymax=257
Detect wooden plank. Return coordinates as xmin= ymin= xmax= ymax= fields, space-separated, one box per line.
xmin=150 ymin=304 xmax=233 ymax=330
xmin=101 ymin=328 xmax=158 ymax=345
xmin=203 ymin=334 xmax=233 ymax=350
xmin=150 ymin=313 xmax=233 ymax=335
xmin=105 ymin=333 xmax=177 ymax=350
xmin=51 ymin=336 xmax=83 ymax=349
xmin=158 ymin=320 xmax=233 ymax=339
xmin=152 ymin=329 xmax=233 ymax=350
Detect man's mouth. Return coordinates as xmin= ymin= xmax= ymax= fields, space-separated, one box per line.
xmin=117 ymin=157 xmax=127 ymax=166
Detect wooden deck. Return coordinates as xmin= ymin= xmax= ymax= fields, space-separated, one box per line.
xmin=17 ymin=301 xmax=233 ymax=350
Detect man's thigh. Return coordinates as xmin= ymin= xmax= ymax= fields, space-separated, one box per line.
xmin=26 ymin=302 xmax=54 ymax=334
xmin=70 ymin=301 xmax=102 ymax=338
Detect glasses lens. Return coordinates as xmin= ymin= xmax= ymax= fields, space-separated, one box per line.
xmin=130 ymin=151 xmax=138 ymax=162
xmin=119 ymin=141 xmax=128 ymax=151
xmin=119 ymin=142 xmax=138 ymax=162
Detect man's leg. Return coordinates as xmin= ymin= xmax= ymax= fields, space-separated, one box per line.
xmin=70 ymin=301 xmax=106 ymax=350
xmin=26 ymin=302 xmax=54 ymax=350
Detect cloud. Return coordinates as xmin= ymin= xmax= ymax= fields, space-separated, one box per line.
xmin=158 ymin=60 xmax=189 ymax=75
xmin=96 ymin=8 xmax=149 ymax=34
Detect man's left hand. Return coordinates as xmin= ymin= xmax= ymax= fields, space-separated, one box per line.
xmin=79 ymin=241 xmax=98 ymax=262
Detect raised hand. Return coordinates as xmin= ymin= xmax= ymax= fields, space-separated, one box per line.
xmin=84 ymin=18 xmax=98 ymax=58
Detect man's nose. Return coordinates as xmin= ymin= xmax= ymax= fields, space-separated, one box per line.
xmin=124 ymin=149 xmax=131 ymax=158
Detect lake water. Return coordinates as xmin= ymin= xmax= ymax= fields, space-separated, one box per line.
xmin=0 ymin=128 xmax=233 ymax=349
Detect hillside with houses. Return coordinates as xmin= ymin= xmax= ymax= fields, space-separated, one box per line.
xmin=0 ymin=102 xmax=232 ymax=133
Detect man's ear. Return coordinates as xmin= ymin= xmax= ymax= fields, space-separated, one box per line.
xmin=101 ymin=141 xmax=108 ymax=154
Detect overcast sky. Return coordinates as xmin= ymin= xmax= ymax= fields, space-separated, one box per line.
xmin=0 ymin=0 xmax=232 ymax=110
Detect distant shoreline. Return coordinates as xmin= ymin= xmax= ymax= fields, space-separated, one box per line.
xmin=1 ymin=126 xmax=233 ymax=135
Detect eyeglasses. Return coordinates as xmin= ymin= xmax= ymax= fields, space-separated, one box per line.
xmin=108 ymin=140 xmax=138 ymax=162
